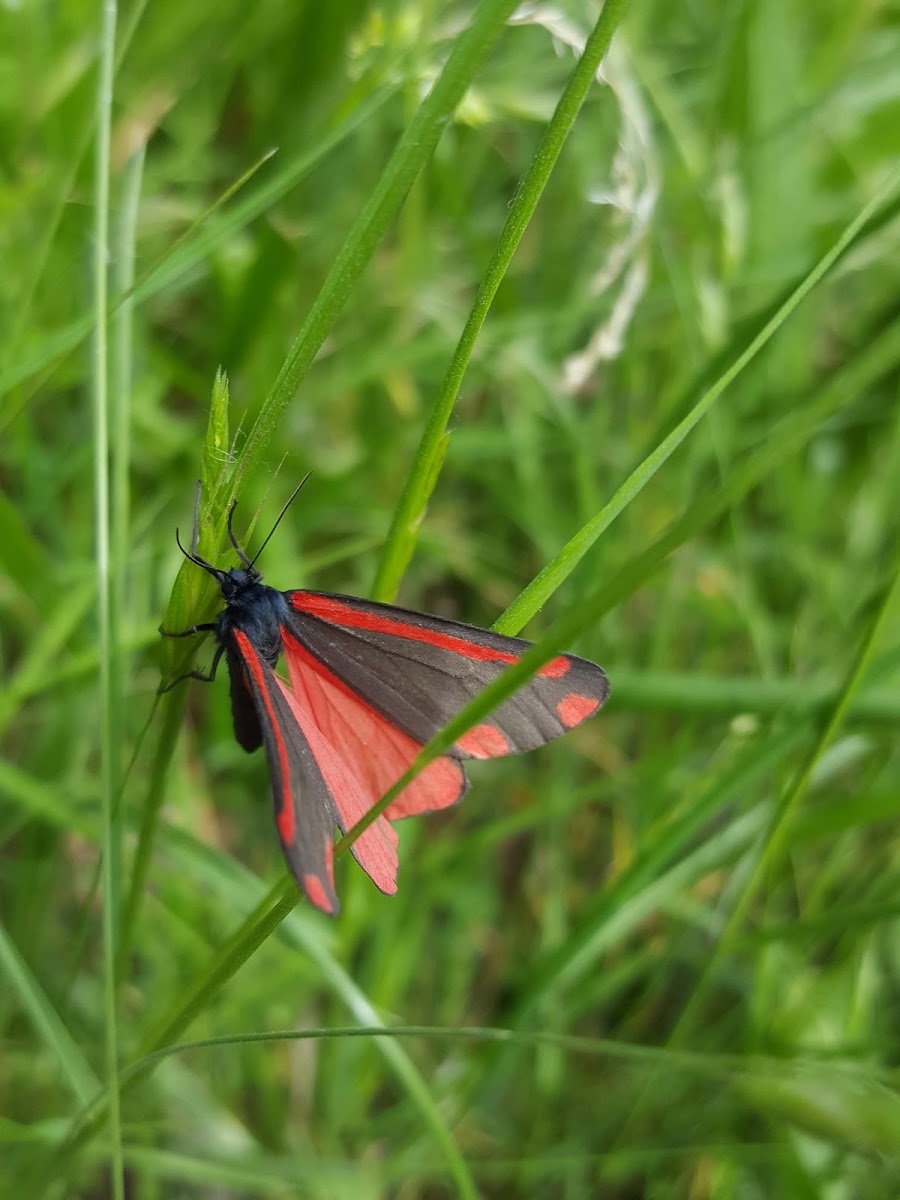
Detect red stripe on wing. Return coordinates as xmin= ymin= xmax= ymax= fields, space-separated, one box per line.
xmin=292 ymin=590 xmax=568 ymax=680
xmin=291 ymin=591 xmax=517 ymax=662
xmin=281 ymin=630 xmax=467 ymax=821
xmin=234 ymin=630 xmax=296 ymax=845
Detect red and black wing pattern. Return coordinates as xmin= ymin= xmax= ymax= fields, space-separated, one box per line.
xmin=282 ymin=590 xmax=610 ymax=819
xmin=229 ymin=629 xmax=398 ymax=914
xmin=278 ymin=625 xmax=469 ymax=823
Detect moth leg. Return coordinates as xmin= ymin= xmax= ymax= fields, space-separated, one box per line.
xmin=159 ymin=621 xmax=218 ymax=638
xmin=158 ymin=642 xmax=225 ymax=694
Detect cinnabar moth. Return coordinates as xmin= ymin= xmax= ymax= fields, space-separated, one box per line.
xmin=161 ymin=485 xmax=610 ymax=914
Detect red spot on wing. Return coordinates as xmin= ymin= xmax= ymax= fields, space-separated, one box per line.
xmin=303 ymin=840 xmax=337 ymax=914
xmin=304 ymin=866 xmax=336 ymax=914
xmin=234 ymin=630 xmax=295 ymax=845
xmin=556 ymin=693 xmax=600 ymax=728
xmin=282 ymin=633 xmax=466 ymax=825
xmin=291 ymin=592 xmax=520 ymax=666
xmin=456 ymin=723 xmax=510 ymax=758
xmin=304 ymin=874 xmax=332 ymax=912
xmin=538 ymin=655 xmax=571 ymax=678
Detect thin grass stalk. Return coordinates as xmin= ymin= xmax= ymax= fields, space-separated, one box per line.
xmin=109 ymin=145 xmax=144 ymax=975
xmin=92 ymin=0 xmax=125 ymax=1196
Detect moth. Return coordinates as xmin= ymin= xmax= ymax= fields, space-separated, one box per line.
xmin=162 ymin=485 xmax=609 ymax=913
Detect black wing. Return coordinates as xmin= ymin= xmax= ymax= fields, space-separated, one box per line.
xmin=284 ymin=590 xmax=609 ymax=767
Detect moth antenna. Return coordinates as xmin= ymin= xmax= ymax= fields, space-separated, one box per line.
xmin=175 ymin=527 xmax=223 ymax=579
xmin=249 ymin=472 xmax=312 ymax=569
xmin=227 ymin=500 xmax=254 ymax=569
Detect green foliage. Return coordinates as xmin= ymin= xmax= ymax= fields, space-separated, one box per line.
xmin=1 ymin=1 xmax=899 ymax=1197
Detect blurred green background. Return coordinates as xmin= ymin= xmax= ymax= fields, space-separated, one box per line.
xmin=2 ymin=0 xmax=900 ymax=1196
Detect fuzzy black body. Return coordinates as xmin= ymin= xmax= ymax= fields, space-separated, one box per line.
xmin=215 ymin=568 xmax=289 ymax=663
xmin=215 ymin=568 xmax=290 ymax=753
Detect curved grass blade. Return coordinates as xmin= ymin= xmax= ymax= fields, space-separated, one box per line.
xmin=495 ymin=166 xmax=900 ymax=636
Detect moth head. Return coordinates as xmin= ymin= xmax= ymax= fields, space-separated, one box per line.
xmin=219 ymin=566 xmax=261 ymax=599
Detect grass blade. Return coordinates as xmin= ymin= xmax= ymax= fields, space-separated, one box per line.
xmin=91 ymin=1 xmax=124 ymax=1195
xmin=0 ymin=923 xmax=99 ymax=1105
xmin=228 ymin=0 xmax=522 ymax=498
xmin=372 ymin=0 xmax=632 ymax=602
xmin=495 ymin=166 xmax=900 ymax=634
